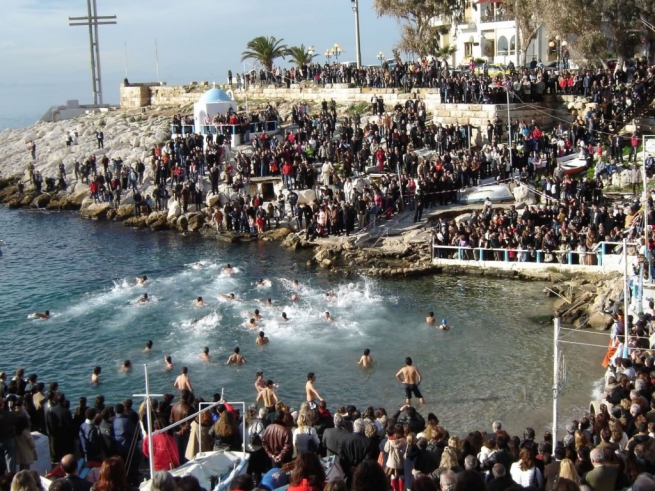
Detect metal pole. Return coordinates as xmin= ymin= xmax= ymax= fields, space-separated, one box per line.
xmin=506 ymin=87 xmax=513 ymax=172
xmin=85 ymin=0 xmax=97 ymax=104
xmin=92 ymin=0 xmax=103 ymax=104
xmin=354 ymin=0 xmax=362 ymax=69
xmin=145 ymin=365 xmax=155 ymax=480
xmin=155 ymin=39 xmax=160 ymax=83
xmin=624 ymin=238 xmax=630 ymax=358
xmin=644 ymin=140 xmax=651 ymax=282
xmin=552 ymin=317 xmax=560 ymax=441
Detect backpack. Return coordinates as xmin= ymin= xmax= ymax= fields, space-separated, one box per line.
xmin=248 ymin=420 xmax=264 ymax=447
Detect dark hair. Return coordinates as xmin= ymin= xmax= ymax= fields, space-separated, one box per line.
xmin=307 ymin=372 xmax=315 ymax=381
xmin=93 ymin=366 xmax=101 ymax=375
xmin=48 ymin=479 xmax=73 ymax=491
xmin=177 ymin=475 xmax=202 ymax=491
xmin=229 ymin=475 xmax=254 ymax=491
xmin=364 ymin=349 xmax=370 ymax=355
xmin=180 ymin=389 xmax=191 ymax=402
xmin=290 ymin=452 xmax=326 ymax=487
xmin=406 ymin=357 xmax=413 ymax=366
xmin=259 ymin=331 xmax=265 ymax=338
xmin=182 ymin=367 xmax=188 ymax=374
xmin=146 ymin=340 xmax=153 ymax=348
xmin=203 ymin=347 xmax=209 ymax=354
xmin=85 ymin=407 xmax=97 ymax=420
xmin=114 ymin=403 xmax=125 ymax=415
xmin=553 ymin=478 xmax=580 ymax=491
xmin=351 ymin=460 xmax=388 ymax=491
xmin=411 ymin=476 xmax=438 ymax=491
xmin=454 ymin=470 xmax=487 ymax=491
xmin=93 ymin=457 xmax=128 ymax=491
xmin=234 ymin=347 xmax=240 ymax=354
xmin=274 ymin=410 xmax=286 ymax=424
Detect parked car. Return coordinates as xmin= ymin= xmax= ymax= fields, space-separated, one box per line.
xmin=474 ymin=63 xmax=510 ymax=77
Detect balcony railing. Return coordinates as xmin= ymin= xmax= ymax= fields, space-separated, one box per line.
xmin=480 ymin=11 xmax=512 ymax=23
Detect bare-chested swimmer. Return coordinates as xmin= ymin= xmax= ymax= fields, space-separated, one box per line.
xmin=31 ymin=310 xmax=50 ymax=320
xmin=396 ymin=356 xmax=425 ymax=406
xmin=136 ymin=275 xmax=148 ymax=286
xmin=438 ymin=319 xmax=450 ymax=330
xmin=256 ymin=331 xmax=269 ymax=345
xmin=255 ymin=297 xmax=274 ymax=307
xmin=119 ymin=360 xmax=132 ymax=373
xmin=281 ymin=312 xmax=289 ymax=322
xmin=256 ymin=278 xmax=272 ymax=287
xmin=164 ymin=355 xmax=174 ymax=371
xmin=426 ymin=312 xmax=435 ymax=324
xmin=323 ymin=311 xmax=334 ymax=322
xmin=246 ymin=309 xmax=263 ymax=321
xmin=291 ymin=294 xmax=299 ymax=302
xmin=222 ymin=264 xmax=234 ymax=275
xmin=143 ymin=340 xmax=153 ymax=353
xmin=137 ymin=293 xmax=149 ymax=303
xmin=219 ymin=292 xmax=236 ymax=300
xmin=200 ymin=347 xmax=210 ymax=362
xmin=226 ymin=347 xmax=246 ymax=365
xmin=195 ymin=296 xmax=206 ymax=307
xmin=91 ymin=366 xmax=101 ymax=385
xmin=358 ymin=349 xmax=373 ymax=368
xmin=282 ymin=278 xmax=300 ymax=289
xmin=246 ymin=318 xmax=257 ymax=329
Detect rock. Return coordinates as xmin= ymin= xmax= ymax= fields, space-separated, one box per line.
xmin=20 ymin=192 xmax=39 ymax=207
xmin=177 ymin=215 xmax=188 ymax=231
xmin=260 ymin=226 xmax=293 ymax=241
xmin=282 ymin=233 xmax=302 ymax=250
xmin=587 ymin=312 xmax=613 ymax=330
xmin=167 ymin=200 xmax=181 ymax=220
xmin=5 ymin=197 xmax=20 ymax=208
xmin=513 ymin=184 xmax=537 ymax=204
xmin=106 ymin=209 xmax=117 ymax=220
xmin=124 ymin=216 xmax=147 ymax=228
xmin=314 ymin=248 xmax=335 ymax=262
xmin=30 ymin=193 xmax=51 ymax=208
xmin=115 ymin=204 xmax=135 ymax=220
xmin=146 ymin=212 xmax=162 ymax=226
xmin=80 ymin=196 xmax=94 ymax=211
xmin=131 ymin=138 xmax=140 ymax=147
xmin=296 ymin=189 xmax=317 ymax=205
xmin=150 ymin=218 xmax=169 ymax=231
xmin=188 ymin=213 xmax=204 ymax=231
xmin=320 ymin=259 xmax=333 ymax=269
xmin=81 ymin=202 xmax=112 ymax=219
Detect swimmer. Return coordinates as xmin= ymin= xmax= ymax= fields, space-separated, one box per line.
xmin=358 ymin=349 xmax=373 ymax=368
xmin=136 ymin=275 xmax=148 ymax=286
xmin=396 ymin=356 xmax=425 ymax=406
xmin=143 ymin=340 xmax=153 ymax=353
xmin=222 ymin=264 xmax=234 ymax=275
xmin=164 ymin=355 xmax=174 ymax=371
xmin=219 ymin=292 xmax=236 ymax=300
xmin=31 ymin=310 xmax=50 ymax=320
xmin=291 ymin=294 xmax=299 ymax=302
xmin=226 ymin=346 xmax=246 ymax=365
xmin=256 ymin=278 xmax=272 ymax=287
xmin=119 ymin=360 xmax=132 ymax=373
xmin=326 ymin=290 xmax=336 ymax=298
xmin=192 ymin=262 xmax=203 ymax=270
xmin=246 ymin=318 xmax=257 ymax=329
xmin=282 ymin=278 xmax=300 ymax=289
xmin=174 ymin=367 xmax=193 ymax=392
xmin=137 ymin=293 xmax=149 ymax=303
xmin=426 ymin=312 xmax=435 ymax=324
xmin=438 ymin=319 xmax=450 ymax=331
xmin=256 ymin=297 xmax=274 ymax=306
xmin=306 ymin=372 xmax=324 ymax=409
xmin=245 ymin=309 xmax=263 ymax=321
xmin=200 ymin=347 xmax=210 ymax=362
xmin=91 ymin=366 xmax=101 ymax=384
xmin=256 ymin=331 xmax=269 ymax=345
xmin=281 ymin=312 xmax=289 ymax=322
xmin=195 ymin=296 xmax=206 ymax=307
xmin=323 ymin=311 xmax=334 ymax=322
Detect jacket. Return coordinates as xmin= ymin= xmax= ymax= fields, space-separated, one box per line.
xmin=338 ymin=432 xmax=375 ymax=474
xmin=287 ymin=479 xmax=323 ymax=491
xmin=262 ymin=423 xmax=293 ymax=463
xmin=170 ymin=401 xmax=192 ymax=437
xmin=79 ymin=420 xmax=103 ymax=462
xmin=582 ymin=465 xmax=619 ymax=491
xmin=384 ymin=437 xmax=407 ymax=470
xmin=113 ymin=414 xmax=138 ymax=455
xmin=142 ymin=433 xmax=180 ymax=471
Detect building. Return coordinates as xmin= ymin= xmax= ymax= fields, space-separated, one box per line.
xmin=434 ymin=0 xmax=556 ymax=68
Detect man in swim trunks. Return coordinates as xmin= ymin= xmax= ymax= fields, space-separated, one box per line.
xmin=396 ymin=357 xmax=425 ymax=406
xmin=256 ymin=380 xmax=279 ymax=414
xmin=256 ymin=331 xmax=269 ymax=345
xmin=305 ymin=372 xmax=323 ymax=410
xmin=32 ymin=310 xmax=50 ymax=320
xmin=426 ymin=312 xmax=435 ymax=324
xmin=200 ymin=347 xmax=210 ymax=362
xmin=136 ymin=275 xmax=148 ymax=286
xmin=226 ymin=347 xmax=246 ymax=365
xmin=358 ymin=349 xmax=373 ymax=368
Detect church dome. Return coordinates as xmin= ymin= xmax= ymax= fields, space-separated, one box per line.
xmin=199 ymin=88 xmax=233 ymax=103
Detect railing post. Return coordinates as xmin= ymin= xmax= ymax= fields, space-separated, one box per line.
xmin=568 ymin=252 xmax=573 ymax=265
xmin=537 ymin=250 xmax=542 ymax=263
xmin=458 ymin=247 xmax=463 ymax=260
xmin=504 ymin=249 xmax=509 ymax=262
xmin=479 ymin=247 xmax=484 ymax=262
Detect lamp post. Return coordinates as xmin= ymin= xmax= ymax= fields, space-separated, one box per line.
xmin=561 ymin=40 xmax=568 ymax=70
xmin=351 ymin=0 xmax=362 ymax=68
xmin=308 ymin=45 xmax=314 ymax=64
xmin=333 ymin=43 xmax=343 ymax=63
xmin=377 ymin=51 xmax=385 ymax=67
xmin=325 ymin=49 xmax=333 ymax=63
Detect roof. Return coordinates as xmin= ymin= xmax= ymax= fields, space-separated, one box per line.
xmin=199 ymin=88 xmax=233 ymax=103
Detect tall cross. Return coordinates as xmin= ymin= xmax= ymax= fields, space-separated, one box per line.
xmin=69 ymin=0 xmax=117 ymax=105
xmin=134 ymin=365 xmax=163 ymax=480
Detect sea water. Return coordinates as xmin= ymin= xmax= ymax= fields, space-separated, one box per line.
xmin=0 ymin=207 xmax=604 ymax=436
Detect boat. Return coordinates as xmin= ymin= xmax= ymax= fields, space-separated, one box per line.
xmin=267 ymin=456 xmax=343 ymax=491
xmin=557 ymin=152 xmax=588 ymax=176
xmin=139 ymin=451 xmax=249 ymax=491
xmin=458 ymin=184 xmax=514 ymax=204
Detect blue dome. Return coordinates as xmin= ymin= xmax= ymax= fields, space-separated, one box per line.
xmin=199 ymin=88 xmax=233 ymax=103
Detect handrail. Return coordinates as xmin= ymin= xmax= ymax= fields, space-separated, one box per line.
xmin=170 ymin=121 xmax=279 ymax=136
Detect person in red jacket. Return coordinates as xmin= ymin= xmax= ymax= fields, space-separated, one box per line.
xmin=287 ymin=453 xmax=326 ymax=491
xmin=142 ymin=422 xmax=180 ymax=471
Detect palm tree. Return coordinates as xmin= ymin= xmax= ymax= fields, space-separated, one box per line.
xmin=285 ymin=44 xmax=317 ymax=66
xmin=241 ymin=36 xmax=288 ymax=72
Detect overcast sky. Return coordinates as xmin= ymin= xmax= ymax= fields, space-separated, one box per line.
xmin=2 ymin=0 xmax=400 ymax=102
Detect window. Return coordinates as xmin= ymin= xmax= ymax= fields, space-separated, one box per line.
xmin=509 ymin=35 xmax=516 ymax=55
xmin=497 ymin=36 xmax=508 ymax=55
xmin=465 ymin=43 xmax=473 ymax=58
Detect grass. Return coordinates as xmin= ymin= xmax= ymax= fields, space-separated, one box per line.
xmin=348 ymin=102 xmax=369 ymax=115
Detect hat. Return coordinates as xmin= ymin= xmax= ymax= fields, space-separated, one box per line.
xmin=442 ymin=319 xmax=447 ymax=324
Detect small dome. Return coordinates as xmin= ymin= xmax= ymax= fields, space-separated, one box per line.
xmin=199 ymin=88 xmax=233 ymax=103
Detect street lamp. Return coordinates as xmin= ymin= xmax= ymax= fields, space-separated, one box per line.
xmin=325 ymin=49 xmax=332 ymax=63
xmin=561 ymin=40 xmax=568 ymax=69
xmin=377 ymin=51 xmax=385 ymax=66
xmin=333 ymin=43 xmax=343 ymax=63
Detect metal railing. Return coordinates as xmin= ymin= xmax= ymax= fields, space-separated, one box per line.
xmin=170 ymin=121 xmax=279 ymax=136
xmin=431 ymin=240 xmax=637 ymax=266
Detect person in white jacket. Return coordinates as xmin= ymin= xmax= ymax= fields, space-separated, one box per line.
xmin=510 ymin=448 xmax=544 ymax=488
xmin=292 ymin=412 xmax=320 ymax=455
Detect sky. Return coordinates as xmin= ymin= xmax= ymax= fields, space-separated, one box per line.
xmin=0 ymin=0 xmax=401 ymax=129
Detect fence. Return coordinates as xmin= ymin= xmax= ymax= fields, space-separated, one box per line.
xmin=431 ymin=240 xmax=637 ymax=267
xmin=170 ymin=120 xmax=279 ymax=136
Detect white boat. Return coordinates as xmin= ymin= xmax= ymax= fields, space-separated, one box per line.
xmin=557 ymin=152 xmax=588 ymax=175
xmin=139 ymin=451 xmax=249 ymax=491
xmin=459 ymin=184 xmax=514 ymax=204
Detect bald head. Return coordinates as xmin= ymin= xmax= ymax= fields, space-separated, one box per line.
xmin=60 ymin=454 xmax=78 ymax=475
xmin=633 ymin=476 xmax=655 ymax=491
xmin=590 ymin=448 xmax=605 ymax=464
xmin=440 ymin=470 xmax=456 ymax=489
xmin=492 ymin=463 xmax=506 ymax=478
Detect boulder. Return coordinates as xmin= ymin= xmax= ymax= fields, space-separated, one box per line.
xmin=513 ymin=184 xmax=537 ymax=204
xmin=177 ymin=215 xmax=188 ymax=231
xmin=314 ymin=247 xmax=335 ymax=262
xmin=80 ymin=196 xmax=95 ymax=211
xmin=106 ymin=209 xmax=117 ymax=220
xmin=146 ymin=212 xmax=162 ymax=226
xmin=5 ymin=197 xmax=21 ymax=208
xmin=282 ymin=233 xmax=302 ymax=250
xmin=66 ymin=189 xmax=90 ymax=207
xmin=187 ymin=213 xmax=204 ymax=231
xmin=124 ymin=216 xmax=147 ymax=228
xmin=320 ymin=259 xmax=333 ymax=269
xmin=206 ymin=193 xmax=224 ymax=208
xmin=167 ymin=200 xmax=181 ymax=220
xmin=115 ymin=204 xmax=135 ymax=220
xmin=150 ymin=218 xmax=169 ymax=232
xmin=297 ymin=189 xmax=317 ymax=205
xmin=587 ymin=312 xmax=613 ymax=331
xmin=30 ymin=193 xmax=51 ymax=209
xmin=20 ymin=192 xmax=39 ymax=207
xmin=260 ymin=226 xmax=293 ymax=241
xmin=82 ymin=202 xmax=112 ymax=219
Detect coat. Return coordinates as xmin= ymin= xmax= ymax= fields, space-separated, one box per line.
xmin=47 ymin=404 xmax=74 ymax=462
xmin=383 ymin=437 xmax=407 ymax=470
xmin=113 ymin=414 xmax=138 ymax=456
xmin=15 ymin=428 xmax=36 ymax=466
xmin=142 ymin=433 xmax=180 ymax=471
xmin=185 ymin=420 xmax=212 ymax=461
xmin=79 ymin=421 xmax=104 ymax=462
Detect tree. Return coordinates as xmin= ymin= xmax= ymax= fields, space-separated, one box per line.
xmin=502 ymin=0 xmax=544 ymax=66
xmin=373 ymin=0 xmax=464 ymax=58
xmin=241 ymin=36 xmax=288 ymax=72
xmin=285 ymin=44 xmax=317 ymax=67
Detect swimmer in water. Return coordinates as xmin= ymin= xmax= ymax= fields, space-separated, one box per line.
xmin=281 ymin=312 xmax=289 ymax=322
xmin=291 ymin=294 xmax=299 ymax=302
xmin=164 ymin=355 xmax=174 ymax=371
xmin=195 ymin=296 xmax=206 ymax=307
xmin=256 ymin=278 xmax=272 ymax=287
xmin=143 ymin=340 xmax=153 ymax=353
xmin=256 ymin=297 xmax=273 ymax=306
xmin=256 ymin=331 xmax=269 ymax=345
xmin=426 ymin=312 xmax=435 ymax=324
xmin=358 ymin=349 xmax=373 ymax=368
xmin=119 ymin=360 xmax=132 ymax=373
xmin=439 ymin=319 xmax=450 ymax=330
xmin=245 ymin=309 xmax=263 ymax=321
xmin=200 ymin=347 xmax=210 ymax=362
xmin=247 ymin=318 xmax=257 ymax=329
xmin=192 ymin=262 xmax=203 ymax=269
xmin=326 ymin=290 xmax=336 ymax=298
xmin=137 ymin=293 xmax=149 ymax=303
xmin=323 ymin=311 xmax=334 ymax=322
xmin=31 ymin=310 xmax=50 ymax=320
xmin=219 ymin=293 xmax=236 ymax=300
xmin=222 ymin=264 xmax=234 ymax=275
xmin=91 ymin=366 xmax=101 ymax=384
xmin=226 ymin=346 xmax=246 ymax=365
xmin=282 ymin=278 xmax=300 ymax=289
xmin=136 ymin=275 xmax=148 ymax=286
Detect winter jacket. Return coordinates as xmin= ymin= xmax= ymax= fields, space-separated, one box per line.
xmin=142 ymin=433 xmax=180 ymax=471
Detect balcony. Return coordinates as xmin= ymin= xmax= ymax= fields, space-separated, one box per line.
xmin=480 ymin=10 xmax=513 ymax=23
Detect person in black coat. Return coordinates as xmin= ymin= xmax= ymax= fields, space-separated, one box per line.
xmin=338 ymin=419 xmax=377 ymax=484
xmin=487 ymin=463 xmax=514 ymax=491
xmin=46 ymin=394 xmax=75 ymax=464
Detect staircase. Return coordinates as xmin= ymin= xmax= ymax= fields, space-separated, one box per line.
xmin=602 ymin=79 xmax=655 ymax=138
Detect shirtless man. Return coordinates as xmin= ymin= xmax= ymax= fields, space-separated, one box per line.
xmin=256 ymin=278 xmax=272 ymax=287
xmin=246 ymin=318 xmax=257 ymax=329
xmin=282 ymin=278 xmax=299 ymax=289
xmin=91 ymin=366 xmax=101 ymax=384
xmin=174 ymin=367 xmax=194 ymax=392
xmin=136 ymin=275 xmax=148 ymax=286
xmin=143 ymin=340 xmax=153 ymax=353
xmin=291 ymin=294 xmax=299 ymax=302
xmin=323 ymin=311 xmax=334 ymax=322
xmin=280 ymin=312 xmax=289 ymax=322
xmin=164 ymin=355 xmax=174 ymax=371
xmin=256 ymin=297 xmax=273 ymax=307
xmin=396 ymin=357 xmax=425 ymax=406
xmin=119 ymin=360 xmax=132 ymax=373
xmin=200 ymin=347 xmax=210 ymax=362
xmin=305 ymin=372 xmax=323 ymax=410
xmin=226 ymin=347 xmax=246 ymax=365
xmin=31 ymin=310 xmax=50 ymax=320
xmin=256 ymin=331 xmax=269 ymax=345
xmin=222 ymin=264 xmax=234 ymax=275
xmin=426 ymin=311 xmax=435 ymax=324
xmin=438 ymin=319 xmax=450 ymax=330
xmin=247 ymin=309 xmax=263 ymax=321
xmin=326 ymin=290 xmax=336 ymax=298
xmin=219 ymin=292 xmax=236 ymax=300
xmin=358 ymin=349 xmax=373 ymax=368
xmin=137 ymin=293 xmax=149 ymax=303
xmin=195 ymin=296 xmax=206 ymax=307
xmin=256 ymin=380 xmax=279 ymax=413
xmin=192 ymin=262 xmax=203 ymax=270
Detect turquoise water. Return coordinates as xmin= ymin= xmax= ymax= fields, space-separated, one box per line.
xmin=0 ymin=207 xmax=603 ymax=435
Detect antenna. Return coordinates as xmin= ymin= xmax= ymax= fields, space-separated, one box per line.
xmin=69 ymin=0 xmax=117 ymax=105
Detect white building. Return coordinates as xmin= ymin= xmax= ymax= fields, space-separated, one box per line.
xmin=434 ymin=0 xmax=554 ymax=68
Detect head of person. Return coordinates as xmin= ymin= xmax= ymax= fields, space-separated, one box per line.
xmin=47 ymin=480 xmax=72 ymax=491
xmin=439 ymin=470 xmax=457 ymax=491
xmin=410 ymin=476 xmax=438 ymax=491
xmin=307 ymin=372 xmax=315 ymax=382
xmin=590 ymin=448 xmax=604 ymax=466
xmin=453 ymin=470 xmax=486 ymax=491
xmin=439 ymin=447 xmax=459 ymax=469
xmin=491 ymin=463 xmax=505 ymax=479
xmin=406 ymin=356 xmax=413 ymax=366
xmin=351 ymin=460 xmax=388 ymax=491
xmin=364 ymin=349 xmax=370 ymax=356
xmin=353 ymin=418 xmax=365 ymax=435
xmin=518 ymin=447 xmax=535 ymax=471
xmin=290 ymin=452 xmax=326 ymax=488
xmin=274 ymin=410 xmax=286 ymax=425
xmin=197 ymin=297 xmax=203 ymax=303
xmin=11 ymin=470 xmax=39 ymax=491
xmin=165 ymin=355 xmax=172 ymax=364
xmin=93 ymin=457 xmax=128 ymax=491
xmin=323 ymin=480 xmax=346 ymax=491
xmin=464 ymin=454 xmax=478 ymax=471
xmin=146 ymin=340 xmax=153 ymax=349
xmin=150 ymin=471 xmax=175 ymax=491
xmin=259 ymin=331 xmax=265 ymax=339
xmin=176 ymin=476 xmax=202 ymax=491
xmin=203 ymin=347 xmax=209 ymax=355
xmin=93 ymin=366 xmax=101 ymax=376
xmin=558 ymin=458 xmax=579 ymax=483
xmin=228 ymin=475 xmax=254 ymax=491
